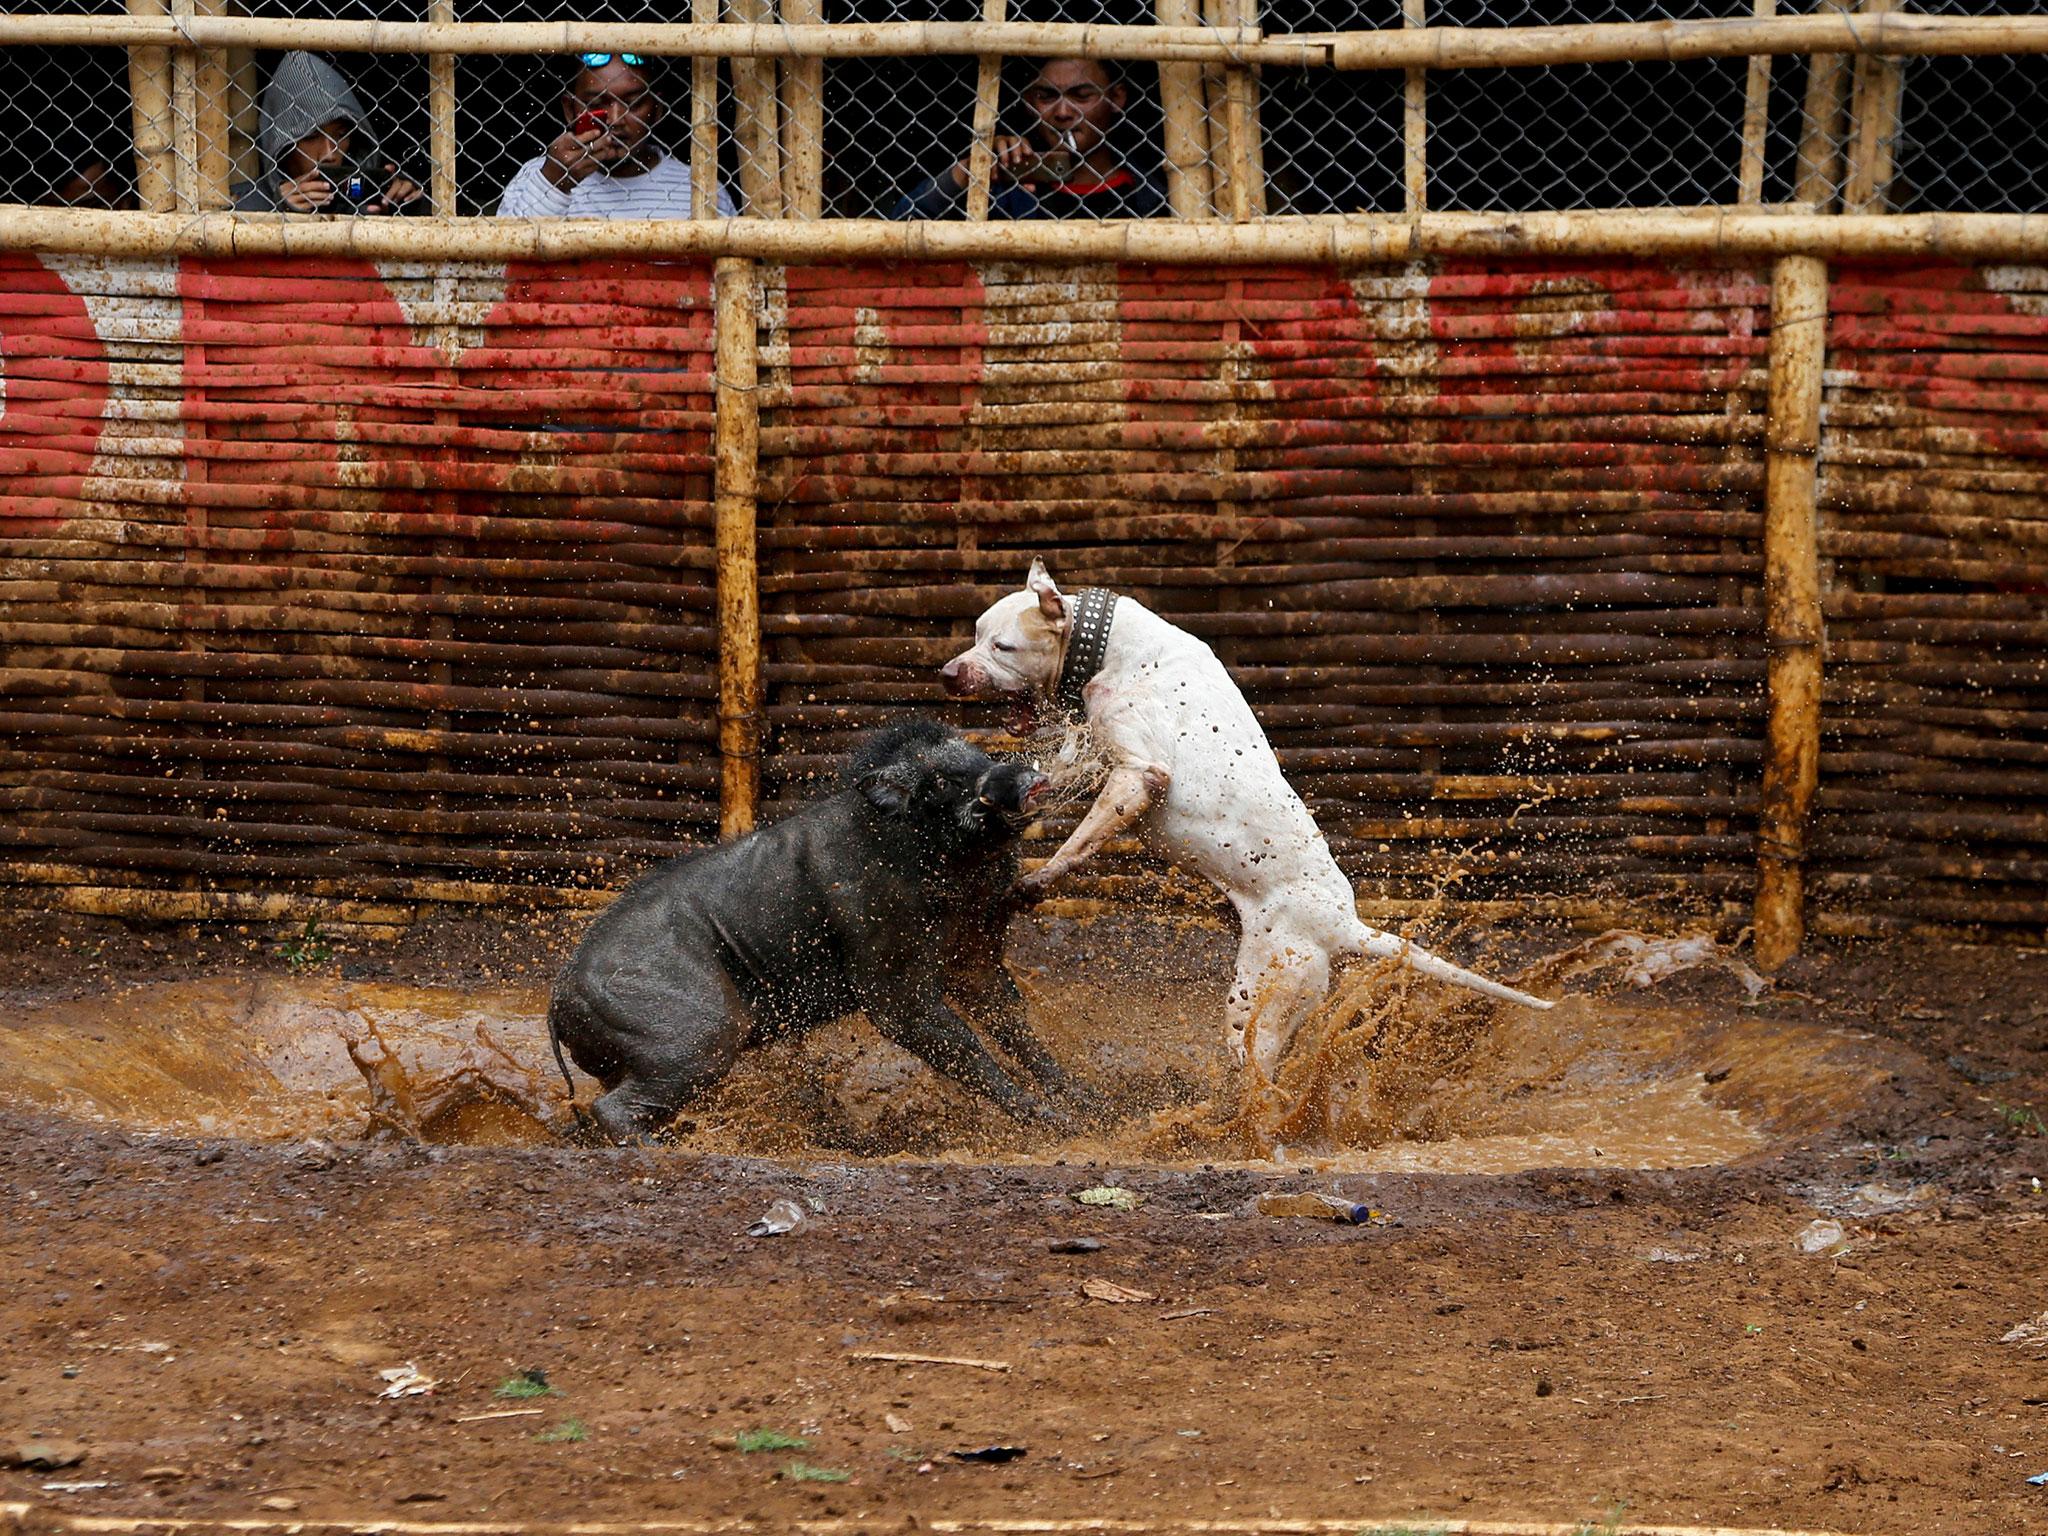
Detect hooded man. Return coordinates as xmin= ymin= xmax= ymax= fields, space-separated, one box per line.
xmin=232 ymin=51 xmax=422 ymax=214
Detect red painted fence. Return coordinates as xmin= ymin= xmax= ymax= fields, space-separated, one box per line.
xmin=0 ymin=254 xmax=2041 ymax=937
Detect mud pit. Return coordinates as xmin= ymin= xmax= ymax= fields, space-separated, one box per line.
xmin=4 ymin=922 xmax=1884 ymax=1173
xmin=3 ymin=910 xmax=2046 ymax=1536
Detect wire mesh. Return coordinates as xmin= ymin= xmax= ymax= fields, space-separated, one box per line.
xmin=0 ymin=0 xmax=2042 ymax=216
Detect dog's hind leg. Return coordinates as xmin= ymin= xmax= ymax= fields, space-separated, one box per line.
xmin=1017 ymin=761 xmax=1169 ymax=896
xmin=1227 ymin=921 xmax=1335 ymax=1081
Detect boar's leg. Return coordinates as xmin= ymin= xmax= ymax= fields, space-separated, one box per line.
xmin=571 ymin=959 xmax=743 ymax=1146
xmin=949 ymin=962 xmax=1108 ymax=1120
xmin=869 ymin=986 xmax=1069 ymax=1130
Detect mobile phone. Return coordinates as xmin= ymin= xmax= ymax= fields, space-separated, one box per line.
xmin=573 ymin=107 xmax=611 ymax=136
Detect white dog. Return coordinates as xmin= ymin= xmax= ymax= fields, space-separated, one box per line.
xmin=941 ymin=560 xmax=1553 ymax=1077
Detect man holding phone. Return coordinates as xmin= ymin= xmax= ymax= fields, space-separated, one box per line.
xmin=232 ymin=51 xmax=422 ymax=215
xmin=497 ymin=54 xmax=737 ymax=218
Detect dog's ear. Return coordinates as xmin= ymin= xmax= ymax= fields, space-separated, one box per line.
xmin=857 ymin=758 xmax=924 ymax=816
xmin=1026 ymin=558 xmax=1067 ymax=627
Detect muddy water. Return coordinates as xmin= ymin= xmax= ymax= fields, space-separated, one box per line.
xmin=0 ymin=929 xmax=1894 ymax=1171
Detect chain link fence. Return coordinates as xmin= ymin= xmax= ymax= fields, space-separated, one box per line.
xmin=0 ymin=0 xmax=2043 ymax=216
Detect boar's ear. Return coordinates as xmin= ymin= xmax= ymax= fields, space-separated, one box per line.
xmin=858 ymin=758 xmax=924 ymax=816
xmin=1026 ymin=558 xmax=1067 ymax=627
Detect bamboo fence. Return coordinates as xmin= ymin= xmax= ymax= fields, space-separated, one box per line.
xmin=0 ymin=19 xmax=2044 ymax=950
xmin=8 ymin=9 xmax=2048 ymax=219
xmin=4 ymin=247 xmax=2040 ymax=950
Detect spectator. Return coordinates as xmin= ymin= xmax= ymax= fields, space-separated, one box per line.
xmin=233 ymin=52 xmax=422 ymax=214
xmin=497 ymin=54 xmax=736 ymax=218
xmin=43 ymin=141 xmax=136 ymax=210
xmin=893 ymin=57 xmax=1167 ymax=220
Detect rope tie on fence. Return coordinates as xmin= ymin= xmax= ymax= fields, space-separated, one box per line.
xmin=1194 ymin=9 xmax=1250 ymax=67
xmin=1754 ymin=831 xmax=1807 ymax=864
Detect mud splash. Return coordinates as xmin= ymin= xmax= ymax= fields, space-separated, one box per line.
xmin=0 ymin=976 xmax=561 ymax=1146
xmin=0 ymin=925 xmax=1898 ymax=1171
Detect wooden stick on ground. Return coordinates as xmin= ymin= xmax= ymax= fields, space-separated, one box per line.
xmin=848 ymin=1351 xmax=1013 ymax=1372
xmin=1754 ymin=252 xmax=1828 ymax=971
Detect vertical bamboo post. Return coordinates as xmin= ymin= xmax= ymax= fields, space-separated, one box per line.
xmin=1198 ymin=0 xmax=1230 ymax=217
xmin=191 ymin=0 xmax=232 ymax=209
xmin=126 ymin=0 xmax=176 ymax=212
xmin=1234 ymin=0 xmax=1267 ymax=217
xmin=428 ymin=0 xmax=457 ymax=215
xmin=715 ymin=256 xmax=763 ymax=840
xmin=778 ymin=0 xmax=823 ymax=218
xmin=1843 ymin=0 xmax=1905 ymax=214
xmin=1209 ymin=0 xmax=1264 ymax=220
xmin=964 ymin=0 xmax=1006 ymax=222
xmin=1737 ymin=0 xmax=1775 ymax=206
xmin=728 ymin=0 xmax=783 ymax=218
xmin=169 ymin=0 xmax=201 ymax=210
xmin=1794 ymin=52 xmax=1848 ymax=209
xmin=1402 ymin=0 xmax=1426 ymax=213
xmin=1755 ymin=254 xmax=1828 ymax=971
xmin=691 ymin=0 xmax=719 ymax=218
xmin=1154 ymin=0 xmax=1214 ymax=219
xmin=226 ymin=44 xmax=260 ymax=190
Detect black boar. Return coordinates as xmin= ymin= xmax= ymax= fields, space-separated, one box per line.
xmin=547 ymin=716 xmax=1093 ymax=1143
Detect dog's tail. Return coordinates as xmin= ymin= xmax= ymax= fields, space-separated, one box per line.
xmin=1347 ymin=919 xmax=1556 ymax=1011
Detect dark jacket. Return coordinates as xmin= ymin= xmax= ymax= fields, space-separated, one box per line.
xmin=230 ymin=51 xmax=396 ymax=213
xmin=892 ymin=164 xmax=1170 ymax=221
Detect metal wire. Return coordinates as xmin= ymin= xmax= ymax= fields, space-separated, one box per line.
xmin=0 ymin=0 xmax=2042 ymax=216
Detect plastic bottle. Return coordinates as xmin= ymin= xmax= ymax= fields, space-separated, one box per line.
xmin=1256 ymin=1190 xmax=1372 ymax=1223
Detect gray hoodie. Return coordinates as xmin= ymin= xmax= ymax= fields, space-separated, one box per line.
xmin=231 ymin=51 xmax=369 ymax=211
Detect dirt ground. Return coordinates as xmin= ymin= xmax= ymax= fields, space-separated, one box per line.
xmin=3 ymin=905 xmax=2047 ymax=1536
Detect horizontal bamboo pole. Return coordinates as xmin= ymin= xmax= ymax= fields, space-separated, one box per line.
xmin=1329 ymin=11 xmax=2048 ymax=69
xmin=0 ymin=15 xmax=1304 ymax=62
xmin=2 ymin=208 xmax=2047 ymax=262
xmin=13 ymin=11 xmax=2046 ymax=65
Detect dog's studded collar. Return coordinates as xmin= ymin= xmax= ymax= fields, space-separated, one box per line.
xmin=1053 ymin=588 xmax=1119 ymax=719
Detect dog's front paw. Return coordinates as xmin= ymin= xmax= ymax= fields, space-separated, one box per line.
xmin=1013 ymin=867 xmax=1058 ymax=903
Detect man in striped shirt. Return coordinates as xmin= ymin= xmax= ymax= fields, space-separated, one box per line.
xmin=498 ymin=54 xmax=738 ymax=219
